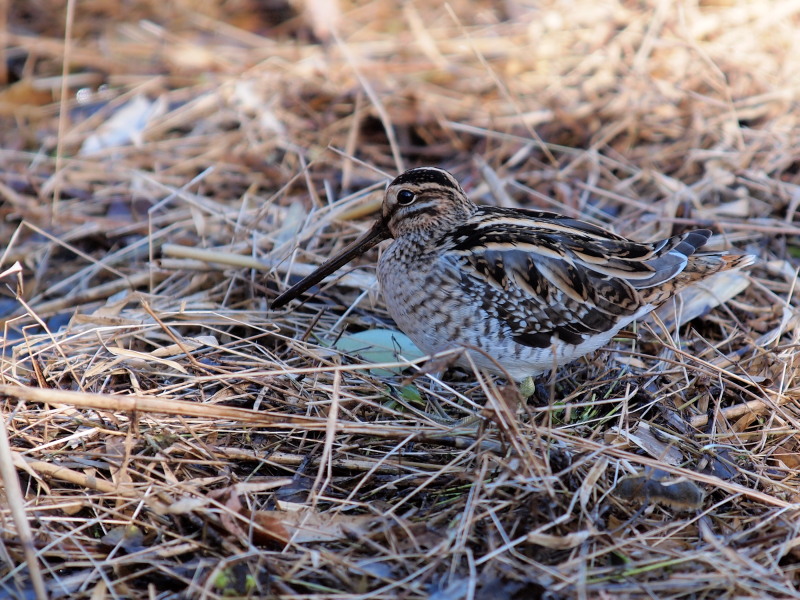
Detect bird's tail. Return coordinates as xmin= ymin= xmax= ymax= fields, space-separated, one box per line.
xmin=641 ymin=252 xmax=755 ymax=306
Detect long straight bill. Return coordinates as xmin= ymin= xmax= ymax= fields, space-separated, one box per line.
xmin=271 ymin=220 xmax=390 ymax=308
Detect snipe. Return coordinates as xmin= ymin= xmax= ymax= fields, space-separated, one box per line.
xmin=272 ymin=167 xmax=754 ymax=380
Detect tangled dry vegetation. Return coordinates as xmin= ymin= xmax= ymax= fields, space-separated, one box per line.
xmin=1 ymin=0 xmax=799 ymax=598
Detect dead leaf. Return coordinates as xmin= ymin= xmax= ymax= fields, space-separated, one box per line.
xmin=526 ymin=530 xmax=592 ymax=549
xmin=605 ymin=423 xmax=685 ymax=465
xmin=251 ymin=508 xmax=375 ymax=546
xmin=614 ymin=468 xmax=704 ymax=511
xmin=0 ymin=80 xmax=53 ymax=115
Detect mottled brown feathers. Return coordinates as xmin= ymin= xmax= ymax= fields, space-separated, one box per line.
xmin=273 ymin=167 xmax=755 ymax=379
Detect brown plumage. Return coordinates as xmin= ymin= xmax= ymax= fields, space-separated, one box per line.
xmin=272 ymin=167 xmax=755 ymax=380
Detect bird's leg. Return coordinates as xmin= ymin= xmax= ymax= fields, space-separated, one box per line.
xmin=397 ymin=348 xmax=485 ymax=427
xmin=401 ymin=348 xmax=465 ymax=384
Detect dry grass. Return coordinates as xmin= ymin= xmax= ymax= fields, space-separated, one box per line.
xmin=1 ymin=0 xmax=799 ymax=598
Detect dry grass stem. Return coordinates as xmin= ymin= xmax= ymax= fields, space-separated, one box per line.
xmin=1 ymin=1 xmax=799 ymax=598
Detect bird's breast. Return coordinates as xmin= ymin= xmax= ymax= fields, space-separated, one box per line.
xmin=377 ymin=240 xmax=470 ymax=355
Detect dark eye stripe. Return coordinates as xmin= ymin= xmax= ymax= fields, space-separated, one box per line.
xmin=406 ymin=205 xmax=440 ymax=219
xmin=390 ymin=198 xmax=440 ymax=220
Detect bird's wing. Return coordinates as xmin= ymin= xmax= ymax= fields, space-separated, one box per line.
xmin=441 ymin=208 xmax=711 ymax=349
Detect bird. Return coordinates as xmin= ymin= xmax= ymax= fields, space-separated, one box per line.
xmin=272 ymin=167 xmax=755 ymax=381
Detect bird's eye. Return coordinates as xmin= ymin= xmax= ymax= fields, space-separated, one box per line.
xmin=396 ymin=189 xmax=416 ymax=205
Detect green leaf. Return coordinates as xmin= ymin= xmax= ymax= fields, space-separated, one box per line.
xmin=334 ymin=329 xmax=424 ymax=376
